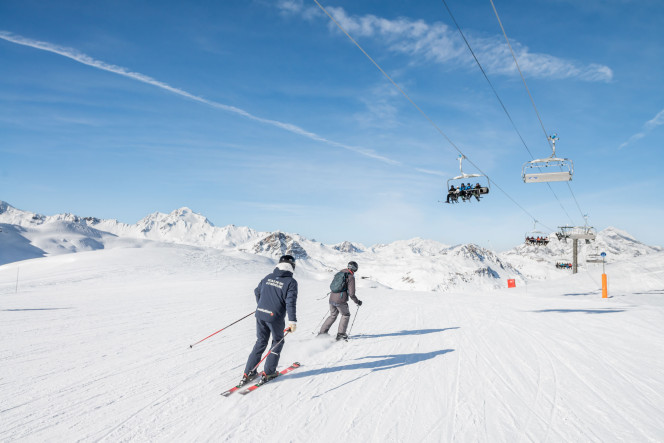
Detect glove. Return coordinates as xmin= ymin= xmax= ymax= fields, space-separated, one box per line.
xmin=357 ymin=300 xmax=363 ymax=306
xmin=286 ymin=321 xmax=297 ymax=333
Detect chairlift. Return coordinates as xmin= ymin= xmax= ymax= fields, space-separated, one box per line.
xmin=580 ymin=215 xmax=597 ymax=243
xmin=586 ymin=247 xmax=603 ymax=263
xmin=525 ymin=221 xmax=549 ymax=246
xmin=444 ymin=155 xmax=490 ymax=204
xmin=557 ymin=223 xmax=596 ymax=243
xmin=522 ymin=134 xmax=573 ymax=183
xmin=556 ymin=226 xmax=571 ymax=243
xmin=555 ymin=261 xmax=572 ymax=270
xmin=575 ymin=216 xmax=597 ymax=243
xmin=555 ymin=253 xmax=572 ymax=269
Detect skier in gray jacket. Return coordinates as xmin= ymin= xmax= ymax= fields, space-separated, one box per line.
xmin=319 ymin=261 xmax=362 ymax=340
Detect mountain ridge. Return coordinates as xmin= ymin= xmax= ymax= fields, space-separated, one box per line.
xmin=1 ymin=200 xmax=661 ymax=292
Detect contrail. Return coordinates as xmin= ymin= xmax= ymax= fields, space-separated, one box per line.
xmin=618 ymin=109 xmax=664 ymax=150
xmin=0 ymin=30 xmax=403 ymax=166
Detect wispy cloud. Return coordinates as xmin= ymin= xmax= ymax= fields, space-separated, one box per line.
xmin=279 ymin=1 xmax=613 ymax=82
xmin=415 ymin=168 xmax=445 ymax=177
xmin=619 ymin=109 xmax=664 ymax=149
xmin=0 ymin=30 xmax=400 ymax=166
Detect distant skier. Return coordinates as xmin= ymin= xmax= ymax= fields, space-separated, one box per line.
xmin=319 ymin=261 xmax=362 ymax=340
xmin=239 ymin=254 xmax=298 ymax=386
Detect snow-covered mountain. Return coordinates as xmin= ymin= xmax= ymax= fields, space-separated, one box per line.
xmin=245 ymin=232 xmax=310 ymax=260
xmin=89 ymin=207 xmax=261 ymax=250
xmin=1 ymin=201 xmax=661 ymax=292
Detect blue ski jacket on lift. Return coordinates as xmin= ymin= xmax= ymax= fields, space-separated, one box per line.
xmin=254 ymin=267 xmax=298 ymax=323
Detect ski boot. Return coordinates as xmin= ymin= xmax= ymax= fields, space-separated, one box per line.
xmin=336 ymin=332 xmax=348 ymax=341
xmin=260 ymin=371 xmax=280 ymax=384
xmin=238 ymin=370 xmax=258 ymax=387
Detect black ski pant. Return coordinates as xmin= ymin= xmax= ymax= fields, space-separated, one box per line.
xmin=320 ymin=302 xmax=351 ymax=335
xmin=244 ymin=316 xmax=285 ymax=376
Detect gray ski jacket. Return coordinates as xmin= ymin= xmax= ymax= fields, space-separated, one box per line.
xmin=329 ymin=269 xmax=359 ymax=305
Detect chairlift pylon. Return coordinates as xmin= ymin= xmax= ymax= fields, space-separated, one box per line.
xmin=522 ymin=134 xmax=573 ymax=183
xmin=443 ymin=155 xmax=490 ymax=204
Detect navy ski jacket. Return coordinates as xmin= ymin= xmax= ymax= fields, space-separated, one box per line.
xmin=254 ymin=267 xmax=298 ymax=323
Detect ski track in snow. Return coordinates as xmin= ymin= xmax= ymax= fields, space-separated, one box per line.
xmin=0 ymin=246 xmax=663 ymax=441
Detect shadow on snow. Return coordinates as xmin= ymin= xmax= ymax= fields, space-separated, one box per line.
xmin=295 ymin=349 xmax=455 ymax=397
xmin=264 ymin=328 xmax=458 ymax=396
xmin=351 ymin=327 xmax=459 ymax=339
xmin=290 ymin=348 xmax=455 ymax=381
xmin=533 ymin=308 xmax=625 ymax=314
xmin=2 ymin=308 xmax=73 ymax=312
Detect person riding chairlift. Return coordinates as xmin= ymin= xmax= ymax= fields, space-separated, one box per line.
xmin=446 ymin=185 xmax=458 ymax=203
xmin=473 ymin=183 xmax=481 ymax=201
xmin=459 ymin=183 xmax=467 ymax=200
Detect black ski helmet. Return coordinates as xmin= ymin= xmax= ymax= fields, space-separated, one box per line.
xmin=347 ymin=261 xmax=358 ymax=272
xmin=279 ymin=254 xmax=296 ymax=270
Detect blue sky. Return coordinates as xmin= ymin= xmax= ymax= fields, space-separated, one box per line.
xmin=1 ymin=0 xmax=663 ymax=250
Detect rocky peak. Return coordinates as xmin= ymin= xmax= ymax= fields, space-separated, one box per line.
xmin=334 ymin=241 xmax=362 ymax=253
xmin=253 ymin=232 xmax=309 ymax=259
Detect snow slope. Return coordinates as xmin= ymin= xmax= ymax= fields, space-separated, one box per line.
xmin=1 ymin=245 xmax=662 ymax=441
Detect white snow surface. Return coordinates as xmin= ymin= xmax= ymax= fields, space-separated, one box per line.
xmin=1 ymin=243 xmax=663 ymax=441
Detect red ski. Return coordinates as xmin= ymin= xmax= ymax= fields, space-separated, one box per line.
xmin=238 ymin=362 xmax=301 ymax=395
xmin=220 ymin=384 xmax=244 ymax=397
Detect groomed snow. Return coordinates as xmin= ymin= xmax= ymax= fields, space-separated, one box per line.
xmin=1 ymin=244 xmax=663 ymax=441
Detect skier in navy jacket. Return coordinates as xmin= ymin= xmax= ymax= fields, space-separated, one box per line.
xmin=240 ymin=254 xmax=298 ymax=386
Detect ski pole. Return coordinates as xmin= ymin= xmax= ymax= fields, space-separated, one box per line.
xmin=312 ymin=309 xmax=329 ymax=335
xmin=189 ymin=311 xmax=255 ymax=348
xmin=248 ymin=329 xmax=291 ymax=374
xmin=347 ymin=304 xmax=361 ymax=338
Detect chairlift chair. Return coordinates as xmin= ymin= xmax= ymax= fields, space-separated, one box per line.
xmin=555 ymin=257 xmax=572 ymax=269
xmin=525 ymin=221 xmax=549 ymax=246
xmin=556 ymin=226 xmax=572 ymax=243
xmin=580 ymin=215 xmax=597 ymax=243
xmin=444 ymin=155 xmax=490 ymax=204
xmin=522 ymin=134 xmax=573 ymax=183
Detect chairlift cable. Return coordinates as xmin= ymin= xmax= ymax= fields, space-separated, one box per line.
xmin=488 ymin=0 xmax=550 ymax=148
xmin=313 ymin=0 xmax=546 ymax=228
xmin=440 ymin=0 xmax=575 ymax=226
xmin=441 ymin=0 xmax=533 ymax=158
xmin=566 ymin=181 xmax=585 ymax=218
xmin=488 ymin=0 xmax=587 ymax=223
